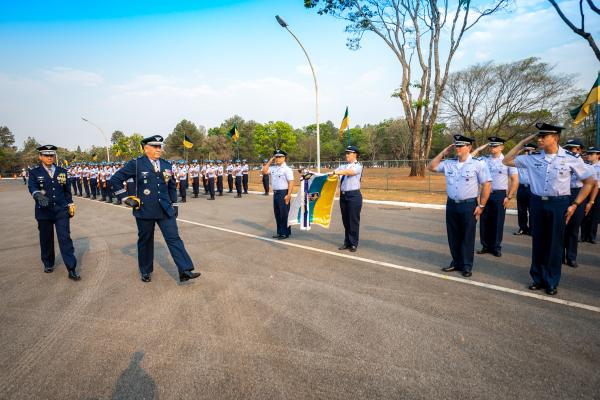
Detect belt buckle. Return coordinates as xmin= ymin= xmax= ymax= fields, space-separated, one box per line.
xmin=341 ymin=191 xmax=346 ymax=195
xmin=541 ymin=196 xmax=549 ymax=201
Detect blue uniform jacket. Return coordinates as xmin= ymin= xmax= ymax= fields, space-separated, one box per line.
xmin=28 ymin=165 xmax=72 ymax=220
xmin=110 ymin=156 xmax=178 ymax=219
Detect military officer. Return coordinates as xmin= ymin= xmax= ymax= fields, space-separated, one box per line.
xmin=216 ymin=160 xmax=224 ymax=196
xmin=514 ymin=143 xmax=537 ymax=235
xmin=261 ymin=159 xmax=270 ymax=195
xmin=241 ymin=159 xmax=249 ymax=194
xmin=226 ymin=160 xmax=234 ymax=193
xmin=82 ymin=163 xmax=91 ymax=198
xmin=105 ymin=163 xmax=114 ymax=203
xmin=110 ymin=135 xmax=200 ymax=283
xmin=332 ymin=146 xmax=364 ymax=252
xmin=581 ymin=147 xmax=600 ymax=243
xmin=28 ymin=145 xmax=80 ymax=280
xmin=21 ymin=168 xmax=28 ymax=184
xmin=262 ymin=149 xmax=294 ymax=239
xmin=503 ymin=123 xmax=595 ymax=295
xmin=201 ymin=161 xmax=209 ymax=195
xmin=233 ymin=160 xmax=243 ymax=198
xmin=206 ymin=160 xmax=216 ymax=200
xmin=471 ymin=137 xmax=518 ymax=257
xmin=190 ymin=160 xmax=200 ymax=198
xmin=89 ymin=163 xmax=99 ymax=199
xmin=74 ymin=164 xmax=83 ymax=196
xmin=177 ymin=160 xmax=188 ymax=202
xmin=429 ymin=135 xmax=492 ymax=277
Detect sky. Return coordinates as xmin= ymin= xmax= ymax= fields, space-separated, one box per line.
xmin=0 ymin=0 xmax=598 ymax=150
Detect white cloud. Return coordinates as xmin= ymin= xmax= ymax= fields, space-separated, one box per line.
xmin=43 ymin=67 xmax=104 ymax=87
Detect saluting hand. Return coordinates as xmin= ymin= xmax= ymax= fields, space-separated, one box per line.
xmin=442 ymin=144 xmax=454 ymax=156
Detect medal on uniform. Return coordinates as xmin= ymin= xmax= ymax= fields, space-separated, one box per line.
xmin=144 ymin=189 xmax=150 ymax=195
xmin=163 ymin=169 xmax=171 ymax=183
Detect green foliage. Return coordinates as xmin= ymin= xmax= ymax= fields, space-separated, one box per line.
xmin=111 ymin=133 xmax=145 ymax=161
xmin=253 ymin=121 xmax=297 ymax=159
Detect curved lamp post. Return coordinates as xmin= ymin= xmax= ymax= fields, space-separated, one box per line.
xmin=275 ymin=15 xmax=320 ymax=172
xmin=81 ymin=117 xmax=110 ymax=162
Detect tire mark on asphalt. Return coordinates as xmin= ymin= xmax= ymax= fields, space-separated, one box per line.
xmin=0 ymin=223 xmax=110 ymax=398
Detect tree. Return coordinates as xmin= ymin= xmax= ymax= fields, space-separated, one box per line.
xmin=111 ymin=130 xmax=125 ymax=144
xmin=548 ymin=0 xmax=600 ymax=62
xmin=306 ymin=0 xmax=510 ymax=175
xmin=164 ymin=119 xmax=205 ymax=161
xmin=441 ymin=57 xmax=573 ymax=143
xmin=253 ymin=121 xmax=297 ymax=159
xmin=0 ymin=126 xmax=16 ymax=149
xmin=111 ymin=133 xmax=145 ymax=161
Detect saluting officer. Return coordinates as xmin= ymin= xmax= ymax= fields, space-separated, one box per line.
xmin=226 ymin=160 xmax=234 ymax=193
xmin=28 ymin=145 xmax=80 ymax=281
xmin=514 ymin=143 xmax=537 ymax=235
xmin=262 ymin=150 xmax=294 ymax=239
xmin=241 ymin=159 xmax=249 ymax=194
xmin=471 ymin=137 xmax=518 ymax=257
xmin=216 ymin=160 xmax=224 ymax=196
xmin=110 ymin=135 xmax=200 ymax=283
xmin=581 ymin=147 xmax=600 ymax=243
xmin=429 ymin=135 xmax=491 ymax=277
xmin=503 ymin=123 xmax=594 ymax=295
xmin=332 ymin=146 xmax=363 ymax=252
xmin=261 ymin=159 xmax=270 ymax=195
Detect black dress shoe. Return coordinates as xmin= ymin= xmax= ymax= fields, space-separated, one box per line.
xmin=338 ymin=245 xmax=350 ymax=250
xmin=566 ymin=261 xmax=578 ymax=268
xmin=513 ymin=230 xmax=526 ymax=236
xmin=207 ymin=197 xmax=215 ymax=200
xmin=349 ymin=246 xmax=357 ymax=252
xmin=44 ymin=267 xmax=54 ymax=273
xmin=181 ymin=198 xmax=186 ymax=203
xmin=141 ymin=274 xmax=151 ymax=282
xmin=278 ymin=235 xmax=288 ymax=240
xmin=462 ymin=271 xmax=472 ymax=277
xmin=545 ymin=287 xmax=558 ymax=296
xmin=179 ymin=271 xmax=201 ymax=282
xmin=528 ymin=282 xmax=544 ymax=290
xmin=68 ymin=270 xmax=81 ymax=281
xmin=492 ymin=251 xmax=502 ymax=257
xmin=272 ymin=234 xmax=283 ymax=239
xmin=441 ymin=265 xmax=455 ymax=272
xmin=476 ymin=248 xmax=489 ymax=254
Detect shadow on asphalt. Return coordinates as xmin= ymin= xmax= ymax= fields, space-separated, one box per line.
xmin=111 ymin=352 xmax=158 ymax=400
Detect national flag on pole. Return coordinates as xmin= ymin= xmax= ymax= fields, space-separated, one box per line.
xmin=339 ymin=106 xmax=349 ymax=139
xmin=570 ymin=74 xmax=600 ymax=125
xmin=183 ymin=134 xmax=193 ymax=149
xmin=288 ymin=172 xmax=338 ymax=230
xmin=227 ymin=123 xmax=240 ymax=142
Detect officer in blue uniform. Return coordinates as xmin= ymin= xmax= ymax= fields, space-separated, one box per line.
xmin=28 ymin=145 xmax=80 ymax=281
xmin=514 ymin=143 xmax=537 ymax=235
xmin=471 ymin=137 xmax=518 ymax=257
xmin=110 ymin=135 xmax=200 ymax=283
xmin=234 ymin=160 xmax=243 ymax=198
xmin=262 ymin=150 xmax=294 ymax=239
xmin=581 ymin=147 xmax=600 ymax=243
xmin=429 ymin=135 xmax=491 ymax=277
xmin=226 ymin=160 xmax=234 ymax=193
xmin=242 ymin=159 xmax=249 ymax=194
xmin=503 ymin=123 xmax=594 ymax=295
xmin=216 ymin=160 xmax=224 ymax=196
xmin=261 ymin=159 xmax=270 ymax=195
xmin=333 ymin=146 xmax=363 ymax=252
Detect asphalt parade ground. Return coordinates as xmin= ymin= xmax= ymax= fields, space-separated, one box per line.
xmin=0 ymin=180 xmax=599 ymax=399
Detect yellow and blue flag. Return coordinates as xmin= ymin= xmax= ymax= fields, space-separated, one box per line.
xmin=288 ymin=172 xmax=338 ymax=230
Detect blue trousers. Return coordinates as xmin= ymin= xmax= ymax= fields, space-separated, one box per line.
xmin=227 ymin=175 xmax=233 ymax=192
xmin=135 ymin=217 xmax=194 ymax=275
xmin=37 ymin=218 xmax=77 ymax=271
xmin=178 ymin=180 xmax=188 ymax=199
xmin=70 ymin=178 xmax=78 ymax=195
xmin=273 ymin=190 xmax=291 ymax=236
xmin=235 ymin=176 xmax=242 ymax=195
xmin=479 ymin=190 xmax=506 ymax=252
xmin=90 ymin=178 xmax=98 ymax=197
xmin=217 ymin=175 xmax=223 ymax=194
xmin=83 ymin=177 xmax=90 ymax=196
xmin=446 ymin=198 xmax=477 ymax=272
xmin=207 ymin=177 xmax=215 ymax=199
xmin=242 ymin=174 xmax=249 ymax=193
xmin=340 ymin=190 xmax=362 ymax=247
xmin=192 ymin=177 xmax=200 ymax=195
xmin=530 ymin=195 xmax=569 ymax=288
xmin=581 ymin=200 xmax=600 ymax=241
xmin=262 ymin=175 xmax=269 ymax=194
xmin=563 ymin=188 xmax=587 ymax=263
xmin=516 ymin=184 xmax=532 ymax=233
xmin=75 ymin=179 xmax=82 ymax=196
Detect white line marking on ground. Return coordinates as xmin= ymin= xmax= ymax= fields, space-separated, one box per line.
xmin=76 ymin=196 xmax=599 ymax=314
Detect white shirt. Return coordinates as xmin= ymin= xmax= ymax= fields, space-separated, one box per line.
xmin=514 ymin=147 xmax=592 ymax=197
xmin=268 ymin=163 xmax=294 ymax=190
xmin=336 ymin=162 xmax=363 ymax=192
xmin=435 ymin=155 xmax=492 ymax=200
xmin=481 ymin=154 xmax=518 ymax=191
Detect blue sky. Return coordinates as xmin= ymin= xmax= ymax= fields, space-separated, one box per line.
xmin=0 ymin=0 xmax=598 ymax=149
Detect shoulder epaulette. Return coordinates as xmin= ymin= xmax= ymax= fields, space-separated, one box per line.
xmin=565 ymin=150 xmax=580 ymax=158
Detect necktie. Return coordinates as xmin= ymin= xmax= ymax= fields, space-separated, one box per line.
xmin=153 ymin=160 xmax=159 ymax=172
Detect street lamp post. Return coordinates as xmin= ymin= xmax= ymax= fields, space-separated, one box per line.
xmin=81 ymin=117 xmax=110 ymax=163
xmin=275 ymin=15 xmax=321 ymax=172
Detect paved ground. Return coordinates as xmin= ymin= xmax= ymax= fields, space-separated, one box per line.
xmin=0 ymin=179 xmax=599 ymax=400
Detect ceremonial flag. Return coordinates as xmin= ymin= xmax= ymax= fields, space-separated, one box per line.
xmin=339 ymin=106 xmax=349 ymax=139
xmin=228 ymin=123 xmax=240 ymax=142
xmin=288 ymin=172 xmax=338 ymax=230
xmin=183 ymin=134 xmax=193 ymax=149
xmin=91 ymin=153 xmax=97 ymax=161
xmin=570 ymin=74 xmax=600 ymax=125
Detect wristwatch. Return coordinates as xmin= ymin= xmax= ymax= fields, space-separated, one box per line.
xmin=478 ymin=204 xmax=485 ymax=209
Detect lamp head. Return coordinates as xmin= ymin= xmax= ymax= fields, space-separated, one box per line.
xmin=275 ymin=15 xmax=288 ymax=28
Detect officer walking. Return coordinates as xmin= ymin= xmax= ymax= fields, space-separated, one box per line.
xmin=514 ymin=143 xmax=537 ymax=235
xmin=216 ymin=160 xmax=224 ymax=196
xmin=28 ymin=145 xmax=80 ymax=281
xmin=503 ymin=123 xmax=594 ymax=295
xmin=262 ymin=150 xmax=294 ymax=239
xmin=581 ymin=147 xmax=600 ymax=243
xmin=332 ymin=146 xmax=363 ymax=252
xmin=261 ymin=159 xmax=270 ymax=195
xmin=226 ymin=160 xmax=234 ymax=193
xmin=242 ymin=159 xmax=249 ymax=194
xmin=429 ymin=135 xmax=491 ymax=277
xmin=471 ymin=137 xmax=518 ymax=257
xmin=110 ymin=135 xmax=200 ymax=283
